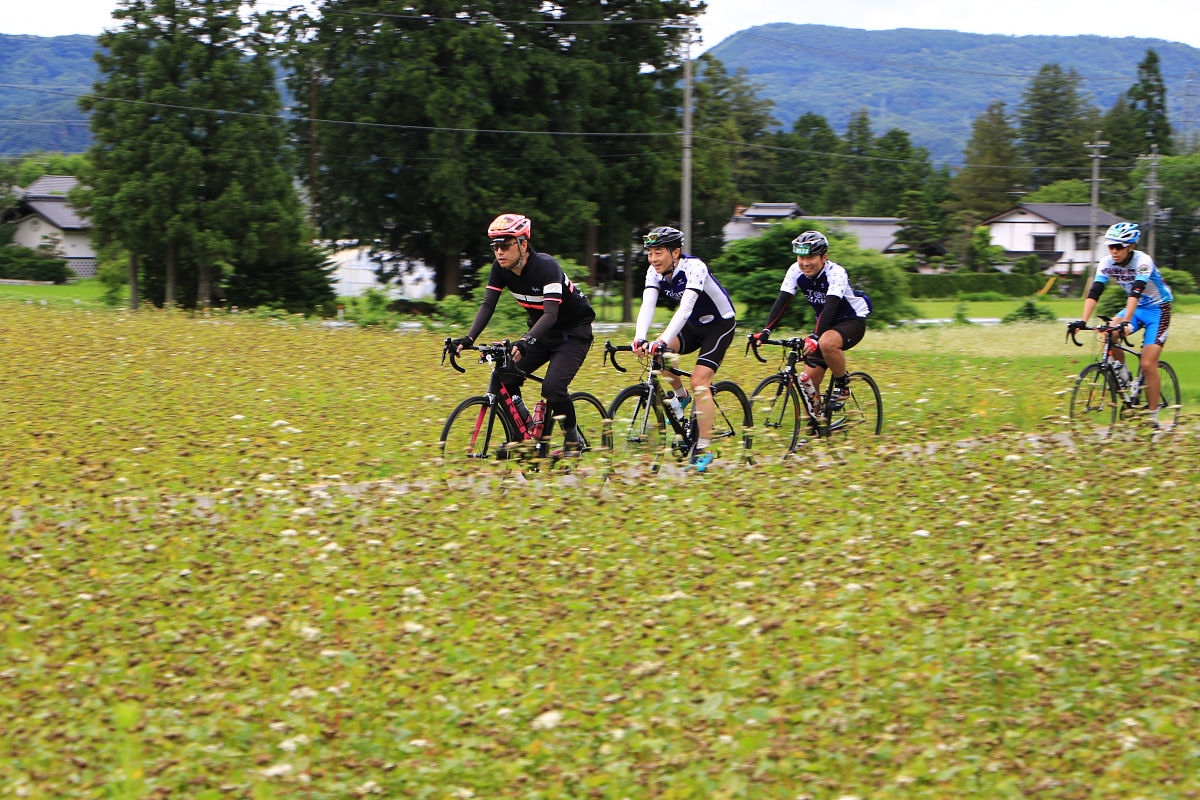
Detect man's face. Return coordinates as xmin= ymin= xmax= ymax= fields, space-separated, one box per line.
xmin=1107 ymin=242 xmax=1133 ymax=264
xmin=647 ymin=245 xmax=676 ymax=274
xmin=491 ymin=237 xmax=521 ymax=270
xmin=795 ymin=252 xmax=827 ymax=277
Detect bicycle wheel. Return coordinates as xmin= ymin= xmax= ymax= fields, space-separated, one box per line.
xmin=1069 ymin=363 xmax=1119 ymax=429
xmin=707 ymin=380 xmax=754 ymax=458
xmin=826 ymin=371 xmax=883 ymax=438
xmin=440 ymin=396 xmax=518 ymax=463
xmin=750 ymin=374 xmax=802 ymax=454
xmin=568 ymin=391 xmax=612 ymax=453
xmin=607 ymin=384 xmax=666 ymax=459
xmin=1143 ymin=361 xmax=1182 ymax=429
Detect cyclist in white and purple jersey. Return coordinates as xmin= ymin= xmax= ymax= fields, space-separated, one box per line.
xmin=750 ymin=230 xmax=871 ymax=402
xmin=1069 ymin=221 xmax=1173 ymax=427
xmin=631 ymin=226 xmax=737 ymax=468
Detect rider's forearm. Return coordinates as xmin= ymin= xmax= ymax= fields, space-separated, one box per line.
xmin=1081 ymin=297 xmax=1098 ymax=323
xmin=465 ymin=291 xmax=500 ymax=342
xmin=634 ymin=287 xmax=658 ymax=341
xmin=761 ymin=291 xmax=793 ymax=333
xmin=524 ymin=299 xmax=561 ymax=342
xmin=659 ymin=289 xmax=698 ymax=345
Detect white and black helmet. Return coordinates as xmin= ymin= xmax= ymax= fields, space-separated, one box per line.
xmin=792 ymin=230 xmax=829 ymax=256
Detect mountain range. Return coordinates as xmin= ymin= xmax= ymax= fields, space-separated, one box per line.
xmin=707 ymin=24 xmax=1200 ymax=162
xmin=4 ymin=25 xmax=1200 ymax=163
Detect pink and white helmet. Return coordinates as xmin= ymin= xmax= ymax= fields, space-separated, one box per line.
xmin=487 ymin=213 xmax=531 ymax=243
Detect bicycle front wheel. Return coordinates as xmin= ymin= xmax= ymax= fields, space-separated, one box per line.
xmin=750 ymin=374 xmax=801 ymax=454
xmin=1069 ymin=363 xmax=1119 ymax=430
xmin=607 ymin=384 xmax=666 ymax=459
xmin=440 ymin=396 xmax=518 ymax=463
xmin=826 ymin=371 xmax=883 ymax=438
xmin=568 ymin=391 xmax=612 ymax=454
xmin=707 ymin=380 xmax=754 ymax=458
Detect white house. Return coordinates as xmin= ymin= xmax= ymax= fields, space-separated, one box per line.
xmin=984 ymin=203 xmax=1124 ymax=276
xmin=723 ymin=202 xmax=905 ymax=254
xmin=9 ymin=175 xmax=98 ymax=278
xmin=326 ymin=244 xmax=435 ymax=299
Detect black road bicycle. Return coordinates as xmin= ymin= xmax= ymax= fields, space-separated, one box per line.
xmin=602 ymin=341 xmax=753 ymax=469
xmin=439 ymin=339 xmax=611 ymax=462
xmin=1067 ymin=317 xmax=1181 ymax=431
xmin=747 ymin=335 xmax=883 ymax=454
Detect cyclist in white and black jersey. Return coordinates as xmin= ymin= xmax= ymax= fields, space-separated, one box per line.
xmin=450 ymin=213 xmax=595 ymax=451
xmin=1068 ymin=221 xmax=1173 ymax=427
xmin=751 ymin=230 xmax=871 ymax=402
xmin=631 ymin=226 xmax=737 ymax=469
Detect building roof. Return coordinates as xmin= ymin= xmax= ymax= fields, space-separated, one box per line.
xmin=22 ymin=175 xmax=79 ymax=198
xmin=984 ymin=203 xmax=1123 ymax=228
xmin=741 ymin=202 xmax=803 ymax=219
xmin=25 ymin=200 xmax=89 ymax=230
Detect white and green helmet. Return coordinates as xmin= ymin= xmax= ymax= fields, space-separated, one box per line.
xmin=791 ymin=230 xmax=829 ymax=256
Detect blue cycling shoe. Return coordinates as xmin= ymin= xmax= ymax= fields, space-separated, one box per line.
xmin=689 ymin=449 xmax=714 ymax=472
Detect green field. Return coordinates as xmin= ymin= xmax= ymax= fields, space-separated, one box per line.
xmin=3 ymin=303 xmax=1199 ymax=798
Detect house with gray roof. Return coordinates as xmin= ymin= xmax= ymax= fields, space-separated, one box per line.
xmin=8 ymin=175 xmax=97 ymax=278
xmin=984 ymin=203 xmax=1124 ymax=276
xmin=722 ymin=202 xmax=909 ymax=255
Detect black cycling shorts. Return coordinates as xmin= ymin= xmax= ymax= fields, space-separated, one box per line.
xmin=676 ymin=317 xmax=737 ymax=372
xmin=805 ymin=317 xmax=867 ymax=368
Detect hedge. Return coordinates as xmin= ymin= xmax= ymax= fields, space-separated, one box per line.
xmin=909 ymin=272 xmax=1041 ymax=298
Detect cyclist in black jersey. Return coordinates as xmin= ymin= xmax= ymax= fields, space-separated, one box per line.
xmin=450 ymin=213 xmax=595 ymax=452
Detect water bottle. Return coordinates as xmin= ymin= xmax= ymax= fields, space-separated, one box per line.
xmin=798 ymin=372 xmax=818 ymax=407
xmin=511 ymin=395 xmax=530 ymax=425
xmin=529 ymin=400 xmax=547 ymax=440
xmin=1115 ymin=362 xmax=1132 ymax=386
xmin=665 ymin=391 xmax=684 ymax=420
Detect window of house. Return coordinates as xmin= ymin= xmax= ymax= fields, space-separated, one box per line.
xmin=1032 ymin=234 xmax=1056 ymax=252
xmin=1075 ymin=232 xmax=1092 ymax=251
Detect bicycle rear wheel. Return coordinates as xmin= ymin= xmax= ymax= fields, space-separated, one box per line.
xmin=568 ymin=391 xmax=612 ymax=454
xmin=750 ymin=374 xmax=801 ymax=454
xmin=707 ymin=380 xmax=754 ymax=458
xmin=826 ymin=371 xmax=883 ymax=438
xmin=440 ymin=396 xmax=519 ymax=462
xmin=1141 ymin=360 xmax=1181 ymax=429
xmin=1070 ymin=363 xmax=1119 ymax=430
xmin=607 ymin=384 xmax=665 ymax=459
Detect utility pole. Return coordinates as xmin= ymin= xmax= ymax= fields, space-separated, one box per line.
xmin=680 ymin=21 xmax=695 ymax=250
xmin=1139 ymin=144 xmax=1162 ymax=258
xmin=1083 ymin=131 xmax=1108 ymax=296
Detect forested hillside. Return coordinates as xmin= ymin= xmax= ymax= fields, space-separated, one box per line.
xmin=708 ymin=24 xmax=1200 ymax=162
xmin=6 ymin=25 xmax=1200 ymax=163
xmin=0 ymin=34 xmax=96 ymax=156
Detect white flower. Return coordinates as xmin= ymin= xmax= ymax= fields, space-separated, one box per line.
xmin=403 ymin=587 xmax=426 ymax=601
xmin=244 ymin=615 xmax=271 ymax=629
xmin=260 ymin=762 xmax=293 ymax=778
xmin=734 ymin=615 xmax=756 ymax=627
xmin=911 ymin=529 xmax=931 ymax=537
xmin=743 ymin=533 xmax=768 ymax=544
xmin=402 ymin=621 xmax=425 ymax=634
xmin=531 ymin=710 xmax=563 ymax=730
xmin=231 ymin=414 xmax=246 ymax=421
xmin=356 ymin=780 xmax=382 ymax=795
xmin=298 ymin=625 xmax=321 ymax=640
xmin=258 ymin=473 xmax=277 ymax=482
xmin=733 ymin=580 xmax=755 ymax=589
xmin=844 ymin=583 xmax=864 ymax=592
xmin=289 ymin=687 xmax=317 ymax=699
xmin=279 ymin=529 xmax=298 ymax=537
xmin=270 ymin=420 xmax=290 ymax=428
xmin=1004 ymin=454 xmax=1022 ymax=462
xmin=322 ymin=541 xmax=342 ymax=552
xmin=279 ymin=734 xmax=310 ymax=752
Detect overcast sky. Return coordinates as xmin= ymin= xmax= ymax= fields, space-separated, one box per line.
xmin=4 ymin=0 xmax=1200 ymax=52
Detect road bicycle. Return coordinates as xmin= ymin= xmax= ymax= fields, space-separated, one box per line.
xmin=601 ymin=341 xmax=753 ymax=470
xmin=747 ymin=335 xmax=882 ymax=454
xmin=439 ymin=338 xmax=611 ymax=463
xmin=1066 ymin=317 xmax=1181 ymax=430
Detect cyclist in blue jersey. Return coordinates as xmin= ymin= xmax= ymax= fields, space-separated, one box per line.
xmin=631 ymin=226 xmax=737 ymax=468
xmin=450 ymin=213 xmax=595 ymax=451
xmin=1068 ymin=221 xmax=1173 ymax=427
xmin=750 ymin=231 xmax=871 ymax=402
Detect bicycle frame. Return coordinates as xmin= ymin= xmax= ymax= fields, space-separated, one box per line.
xmin=748 ymin=337 xmax=831 ymax=430
xmin=1068 ymin=317 xmax=1148 ymax=399
xmin=443 ymin=339 xmax=546 ymax=455
xmin=603 ymin=342 xmax=692 ymax=440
